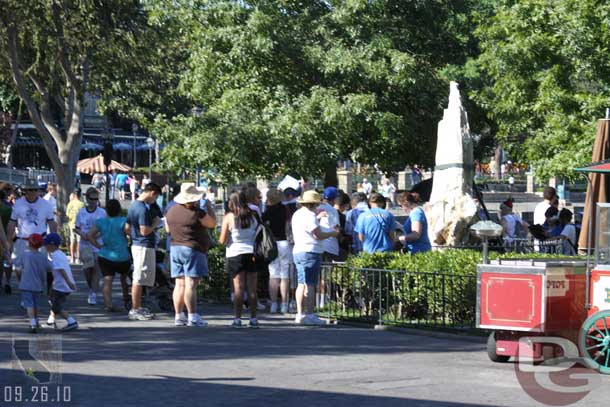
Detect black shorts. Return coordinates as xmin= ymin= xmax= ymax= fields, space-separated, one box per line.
xmin=99 ymin=257 xmax=131 ymax=277
xmin=49 ymin=290 xmax=70 ymax=314
xmin=225 ymin=254 xmax=256 ymax=276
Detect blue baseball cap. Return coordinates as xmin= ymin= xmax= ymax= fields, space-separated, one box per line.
xmin=323 ymin=186 xmax=338 ymax=201
xmin=43 ymin=232 xmax=62 ymax=246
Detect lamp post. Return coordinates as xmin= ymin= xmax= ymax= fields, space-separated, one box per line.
xmin=191 ymin=107 xmax=205 ymax=186
xmin=146 ymin=136 xmax=154 ymax=180
xmin=132 ymin=123 xmax=139 ymax=168
xmin=101 ymin=127 xmax=114 ymax=205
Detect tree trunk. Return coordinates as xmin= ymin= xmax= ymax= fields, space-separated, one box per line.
xmin=493 ymin=145 xmax=502 ymax=180
xmin=7 ymin=99 xmax=22 ymax=166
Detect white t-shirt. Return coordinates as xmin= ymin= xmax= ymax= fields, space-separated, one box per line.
xmin=43 ymin=193 xmax=57 ymax=212
xmin=362 ymin=182 xmax=373 ymax=194
xmin=292 ymin=207 xmax=322 ymax=254
xmin=533 ymin=201 xmax=551 ymax=226
xmin=75 ymin=206 xmax=107 ymax=251
xmin=561 ymin=224 xmax=577 ymax=256
xmin=10 ymin=197 xmax=55 ymax=238
xmin=317 ymin=202 xmax=339 ymax=256
xmin=50 ymin=250 xmax=76 ymax=293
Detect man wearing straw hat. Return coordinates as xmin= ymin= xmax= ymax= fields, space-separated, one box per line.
xmin=165 ymin=184 xmax=216 ymax=326
xmin=292 ymin=190 xmax=339 ymax=325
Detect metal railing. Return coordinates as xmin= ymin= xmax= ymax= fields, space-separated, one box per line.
xmin=0 ymin=167 xmax=56 ymax=185
xmin=321 ymin=263 xmax=477 ymax=329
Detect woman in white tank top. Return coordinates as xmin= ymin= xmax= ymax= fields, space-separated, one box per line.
xmin=219 ymin=191 xmax=259 ymax=328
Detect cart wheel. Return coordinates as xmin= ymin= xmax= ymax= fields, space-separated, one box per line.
xmin=579 ymin=310 xmax=610 ymax=374
xmin=487 ymin=332 xmax=510 ymax=363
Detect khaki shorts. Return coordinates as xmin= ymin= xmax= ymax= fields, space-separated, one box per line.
xmin=132 ymin=246 xmax=156 ymax=287
xmin=70 ymin=229 xmax=81 ymax=245
xmin=79 ymin=245 xmax=98 ymax=269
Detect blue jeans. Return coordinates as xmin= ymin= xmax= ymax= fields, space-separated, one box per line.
xmin=293 ymin=252 xmax=322 ymax=285
xmin=171 ymin=246 xmax=209 ymax=278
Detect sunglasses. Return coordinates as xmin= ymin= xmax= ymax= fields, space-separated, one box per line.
xmin=87 ymin=197 xmax=99 ymax=201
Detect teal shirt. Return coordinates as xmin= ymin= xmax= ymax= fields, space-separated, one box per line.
xmin=95 ymin=216 xmax=130 ymax=262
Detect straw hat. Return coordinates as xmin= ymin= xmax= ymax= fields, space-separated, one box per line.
xmin=297 ymin=190 xmax=322 ymax=204
xmin=174 ymin=185 xmax=203 ymax=204
xmin=180 ymin=182 xmax=195 ymax=193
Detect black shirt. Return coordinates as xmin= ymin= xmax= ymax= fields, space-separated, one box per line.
xmin=262 ymin=203 xmax=288 ymax=241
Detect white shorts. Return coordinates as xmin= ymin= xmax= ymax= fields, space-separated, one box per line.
xmin=79 ymin=245 xmax=98 ymax=269
xmin=268 ymin=240 xmax=292 ymax=279
xmin=132 ymin=246 xmax=156 ymax=287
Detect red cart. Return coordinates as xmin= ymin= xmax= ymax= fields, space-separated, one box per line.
xmin=478 ymin=199 xmax=610 ymax=373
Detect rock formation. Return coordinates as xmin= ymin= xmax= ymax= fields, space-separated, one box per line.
xmin=426 ymin=82 xmax=477 ymax=246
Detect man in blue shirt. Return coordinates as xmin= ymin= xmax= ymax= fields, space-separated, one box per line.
xmin=354 ymin=193 xmax=396 ymax=253
xmin=115 ymin=171 xmax=129 ymax=201
xmin=126 ymin=183 xmax=162 ymax=320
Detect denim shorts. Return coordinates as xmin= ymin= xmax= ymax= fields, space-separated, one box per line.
xmin=21 ymin=290 xmax=40 ymax=309
xmin=170 ymin=245 xmax=209 ymax=278
xmin=293 ymin=252 xmax=322 ymax=285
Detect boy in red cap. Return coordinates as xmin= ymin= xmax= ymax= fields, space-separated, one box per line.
xmin=14 ymin=233 xmax=53 ymax=333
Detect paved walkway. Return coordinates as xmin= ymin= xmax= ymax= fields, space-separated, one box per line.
xmin=1 ymin=267 xmax=610 ymax=407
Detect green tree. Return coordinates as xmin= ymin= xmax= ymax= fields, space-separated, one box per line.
xmin=156 ymin=0 xmax=478 ymax=183
xmin=475 ymin=0 xmax=610 ymax=181
xmin=0 ymin=1 xmax=162 ymax=212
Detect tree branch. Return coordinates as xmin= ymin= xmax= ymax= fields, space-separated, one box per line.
xmin=6 ymin=23 xmax=62 ymax=170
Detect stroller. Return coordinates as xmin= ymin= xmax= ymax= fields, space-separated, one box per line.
xmin=124 ymin=249 xmax=174 ymax=313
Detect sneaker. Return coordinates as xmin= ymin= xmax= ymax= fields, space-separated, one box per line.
xmin=230 ymin=319 xmax=242 ymax=328
xmin=174 ymin=318 xmax=187 ymax=327
xmin=249 ymin=318 xmax=259 ymax=328
xmin=62 ymin=321 xmax=79 ymax=331
xmin=270 ymin=302 xmax=278 ymax=313
xmin=280 ymin=303 xmax=288 ymax=314
xmin=128 ymin=309 xmax=154 ymax=321
xmin=294 ymin=314 xmax=305 ymax=325
xmin=187 ymin=318 xmax=209 ymax=327
xmin=29 ymin=325 xmax=38 ymax=334
xmin=4 ymin=284 xmax=11 ymax=295
xmin=289 ymin=300 xmax=297 ymax=313
xmin=87 ymin=292 xmax=97 ymax=305
xmin=46 ymin=317 xmax=55 ymax=326
xmin=303 ymin=314 xmax=327 ymax=326
xmin=257 ymin=301 xmax=266 ymax=310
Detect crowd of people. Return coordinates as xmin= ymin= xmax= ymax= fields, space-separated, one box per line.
xmin=0 ymin=174 xmax=435 ymax=332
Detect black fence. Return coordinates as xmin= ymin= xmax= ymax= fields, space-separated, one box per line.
xmin=321 ymin=263 xmax=478 ymax=330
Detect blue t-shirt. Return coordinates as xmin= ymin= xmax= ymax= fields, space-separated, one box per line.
xmin=17 ymin=249 xmax=52 ymax=292
xmin=354 ymin=207 xmax=396 ymax=253
xmin=95 ymin=216 xmax=130 ymax=262
xmin=116 ymin=173 xmax=129 ymax=187
xmin=403 ymin=207 xmax=431 ymax=254
xmin=127 ymin=200 xmax=155 ymax=248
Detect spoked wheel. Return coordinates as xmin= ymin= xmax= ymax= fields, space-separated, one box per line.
xmin=579 ymin=310 xmax=610 ymax=374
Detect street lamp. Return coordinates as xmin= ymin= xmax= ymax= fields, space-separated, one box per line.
xmin=146 ymin=136 xmax=154 ymax=180
xmin=132 ymin=123 xmax=139 ymax=168
xmin=101 ymin=127 xmax=114 ymax=205
xmin=191 ymin=106 xmax=205 ymax=186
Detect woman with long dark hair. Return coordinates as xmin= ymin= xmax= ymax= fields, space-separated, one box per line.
xmin=219 ymin=191 xmax=259 ymax=328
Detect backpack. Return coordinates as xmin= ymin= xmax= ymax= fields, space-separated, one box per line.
xmin=253 ymin=213 xmax=278 ymax=264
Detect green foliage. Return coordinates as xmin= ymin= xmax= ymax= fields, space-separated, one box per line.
xmin=154 ymin=0 xmax=479 ymax=182
xmin=475 ymin=0 xmax=610 ymax=181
